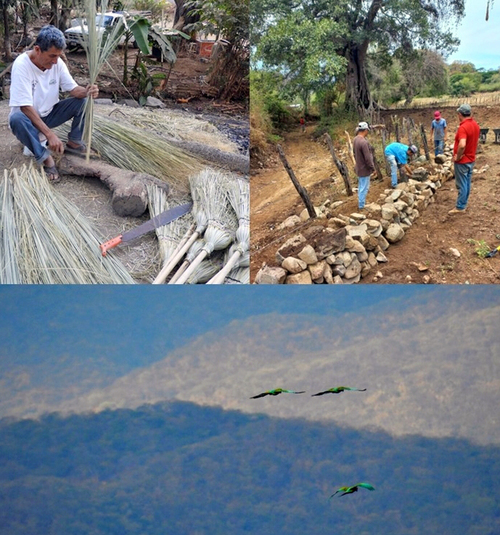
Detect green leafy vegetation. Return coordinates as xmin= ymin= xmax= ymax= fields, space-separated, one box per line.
xmin=0 ymin=401 xmax=499 ymax=534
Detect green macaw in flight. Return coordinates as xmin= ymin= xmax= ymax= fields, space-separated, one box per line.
xmin=312 ymin=386 xmax=366 ymax=396
xmin=330 ymin=483 xmax=375 ymax=498
xmin=250 ymin=388 xmax=305 ymax=399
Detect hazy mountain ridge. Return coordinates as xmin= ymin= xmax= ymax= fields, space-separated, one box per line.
xmin=0 ymin=400 xmax=499 ymax=535
xmin=9 ymin=299 xmax=499 ymax=445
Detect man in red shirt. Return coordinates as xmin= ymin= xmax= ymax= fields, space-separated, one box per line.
xmin=449 ymin=103 xmax=480 ymax=214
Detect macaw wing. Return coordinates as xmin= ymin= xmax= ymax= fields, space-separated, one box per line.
xmin=356 ymin=482 xmax=375 ymax=491
xmin=250 ymin=392 xmax=269 ymax=399
xmin=311 ymin=391 xmax=329 ymax=396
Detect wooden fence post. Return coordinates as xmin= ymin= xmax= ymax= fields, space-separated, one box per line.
xmin=324 ymin=133 xmax=353 ymax=196
xmin=276 ymin=144 xmax=316 ymax=218
xmin=420 ymin=124 xmax=430 ymax=161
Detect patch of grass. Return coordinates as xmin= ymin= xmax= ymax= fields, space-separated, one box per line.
xmin=466 ymin=238 xmax=491 ymax=258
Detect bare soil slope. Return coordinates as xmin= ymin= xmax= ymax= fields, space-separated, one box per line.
xmin=251 ymin=106 xmax=500 ymax=284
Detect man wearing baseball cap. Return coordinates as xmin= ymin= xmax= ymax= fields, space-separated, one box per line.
xmin=449 ymin=103 xmax=480 ymax=214
xmin=384 ymin=142 xmax=418 ymax=188
xmin=431 ymin=110 xmax=447 ymax=156
xmin=353 ymin=122 xmax=376 ymax=210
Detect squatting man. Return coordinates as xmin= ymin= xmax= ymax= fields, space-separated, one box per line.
xmin=9 ymin=25 xmax=99 ymax=183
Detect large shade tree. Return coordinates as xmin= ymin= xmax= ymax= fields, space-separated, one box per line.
xmin=252 ymin=0 xmax=465 ymax=113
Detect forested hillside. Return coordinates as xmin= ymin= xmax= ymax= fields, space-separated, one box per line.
xmin=0 ymin=401 xmax=499 ymax=534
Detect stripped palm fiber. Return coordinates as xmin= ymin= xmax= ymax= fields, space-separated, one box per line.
xmin=0 ymin=171 xmax=21 ymax=283
xmin=1 ymin=164 xmax=135 ymax=284
xmin=185 ymin=250 xmax=225 ymax=284
xmin=206 ymin=177 xmax=249 ymax=284
xmin=168 ymin=238 xmax=205 ymax=284
xmin=56 ymin=115 xmax=206 ymax=195
xmin=154 ymin=170 xmax=208 ymax=284
xmin=147 ymin=184 xmax=194 ymax=274
xmin=224 ymin=266 xmax=250 ymax=284
xmin=111 ymin=106 xmax=241 ymax=154
xmin=174 ymin=169 xmax=238 ymax=284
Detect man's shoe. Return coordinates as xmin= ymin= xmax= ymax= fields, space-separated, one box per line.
xmin=448 ymin=207 xmax=466 ymax=214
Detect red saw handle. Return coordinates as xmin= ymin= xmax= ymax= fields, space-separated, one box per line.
xmin=100 ymin=235 xmax=123 ymax=257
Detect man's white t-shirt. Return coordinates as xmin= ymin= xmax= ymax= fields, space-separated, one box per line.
xmin=9 ymin=52 xmax=78 ymax=119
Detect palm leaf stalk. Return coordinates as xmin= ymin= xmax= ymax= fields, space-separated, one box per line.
xmin=3 ymin=164 xmax=135 ymax=284
xmin=206 ymin=177 xmax=249 ymax=284
xmin=146 ymin=184 xmax=194 ymax=272
xmin=174 ymin=169 xmax=238 ymax=284
xmin=153 ymin=171 xmax=208 ymax=284
xmin=77 ymin=0 xmax=127 ymax=161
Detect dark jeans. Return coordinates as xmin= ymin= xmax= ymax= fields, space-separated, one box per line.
xmin=10 ymin=97 xmax=86 ymax=165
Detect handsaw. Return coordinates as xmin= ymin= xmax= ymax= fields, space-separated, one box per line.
xmin=486 ymin=245 xmax=500 ymax=258
xmin=100 ymin=202 xmax=193 ymax=256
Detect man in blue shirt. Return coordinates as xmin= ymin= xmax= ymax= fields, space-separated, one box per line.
xmin=431 ymin=110 xmax=447 ymax=157
xmin=384 ymin=142 xmax=418 ymax=187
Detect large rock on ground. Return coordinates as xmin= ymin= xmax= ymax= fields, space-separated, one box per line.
xmin=276 ymin=234 xmax=307 ymax=263
xmin=286 ymin=271 xmax=313 ymax=284
xmin=282 ymin=257 xmax=308 ymax=274
xmin=255 ymin=266 xmax=287 ymax=284
xmin=385 ymin=223 xmax=405 ymax=243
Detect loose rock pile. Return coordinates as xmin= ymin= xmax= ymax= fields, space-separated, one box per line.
xmin=255 ymin=146 xmax=455 ymax=284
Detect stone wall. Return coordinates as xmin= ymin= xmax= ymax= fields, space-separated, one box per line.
xmin=255 ymin=148 xmax=455 ymax=284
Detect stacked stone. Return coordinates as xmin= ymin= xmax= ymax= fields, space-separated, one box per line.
xmin=256 ymin=150 xmax=455 ymax=284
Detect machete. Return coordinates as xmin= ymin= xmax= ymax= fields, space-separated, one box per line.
xmin=100 ymin=202 xmax=193 ymax=257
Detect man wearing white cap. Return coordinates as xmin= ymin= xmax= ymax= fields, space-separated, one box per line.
xmin=449 ymin=103 xmax=480 ymax=214
xmin=431 ymin=110 xmax=447 ymax=156
xmin=384 ymin=142 xmax=418 ymax=188
xmin=353 ymin=122 xmax=376 ymax=210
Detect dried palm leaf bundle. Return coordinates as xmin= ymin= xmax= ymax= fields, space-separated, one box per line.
xmin=77 ymin=0 xmax=127 ymax=161
xmin=153 ymin=170 xmax=208 ymax=284
xmin=3 ymin=164 xmax=135 ymax=284
xmin=224 ymin=266 xmax=250 ymax=284
xmin=55 ymin=115 xmax=206 ymax=194
xmin=174 ymin=169 xmax=238 ymax=284
xmin=113 ymin=107 xmax=241 ymax=154
xmin=147 ymin=184 xmax=194 ymax=272
xmin=0 ymin=171 xmax=21 ymax=283
xmin=206 ymin=177 xmax=249 ymax=284
xmin=89 ymin=115 xmax=205 ymax=194
xmin=185 ymin=250 xmax=225 ymax=284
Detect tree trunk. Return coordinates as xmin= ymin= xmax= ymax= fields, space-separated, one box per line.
xmin=50 ymin=0 xmax=59 ymax=27
xmin=344 ymin=41 xmax=372 ymax=113
xmin=2 ymin=6 xmax=12 ymax=62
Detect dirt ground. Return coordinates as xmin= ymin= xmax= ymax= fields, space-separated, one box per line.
xmin=0 ymin=42 xmax=248 ymax=283
xmin=251 ymin=106 xmax=500 ymax=284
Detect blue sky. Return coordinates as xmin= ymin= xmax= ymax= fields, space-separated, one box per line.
xmin=447 ymin=0 xmax=500 ymax=70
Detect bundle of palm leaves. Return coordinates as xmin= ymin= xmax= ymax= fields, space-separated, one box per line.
xmin=77 ymin=0 xmax=128 ymax=161
xmin=0 ymin=165 xmax=135 ymax=284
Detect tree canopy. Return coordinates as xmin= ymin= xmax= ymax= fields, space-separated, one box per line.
xmin=252 ymin=0 xmax=465 ymax=113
